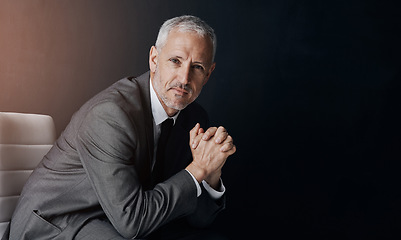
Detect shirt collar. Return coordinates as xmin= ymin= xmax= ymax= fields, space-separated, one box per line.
xmin=150 ymin=78 xmax=179 ymax=126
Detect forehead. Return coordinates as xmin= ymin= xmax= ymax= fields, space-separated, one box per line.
xmin=162 ymin=29 xmax=214 ymax=64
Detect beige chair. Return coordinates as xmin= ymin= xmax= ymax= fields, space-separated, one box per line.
xmin=0 ymin=112 xmax=56 ymax=237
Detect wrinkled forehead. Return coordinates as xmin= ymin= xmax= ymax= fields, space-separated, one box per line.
xmin=164 ymin=29 xmax=214 ymax=63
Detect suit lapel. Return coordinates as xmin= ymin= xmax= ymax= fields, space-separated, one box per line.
xmin=133 ymin=72 xmax=155 ymax=189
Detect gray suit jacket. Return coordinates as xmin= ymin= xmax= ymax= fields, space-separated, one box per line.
xmin=6 ymin=72 xmax=224 ymax=239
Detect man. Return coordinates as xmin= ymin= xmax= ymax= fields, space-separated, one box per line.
xmin=5 ymin=15 xmax=235 ymax=239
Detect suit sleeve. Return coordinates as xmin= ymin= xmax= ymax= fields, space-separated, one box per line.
xmin=186 ymin=185 xmax=226 ymax=228
xmin=75 ymin=102 xmax=198 ymax=239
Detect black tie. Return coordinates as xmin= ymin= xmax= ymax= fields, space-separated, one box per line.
xmin=152 ymin=118 xmax=174 ymax=187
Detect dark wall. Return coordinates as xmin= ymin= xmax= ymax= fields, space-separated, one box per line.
xmin=1 ymin=0 xmax=401 ymax=238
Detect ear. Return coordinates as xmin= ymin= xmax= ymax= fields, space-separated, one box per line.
xmin=202 ymin=62 xmax=216 ymax=86
xmin=149 ymin=46 xmax=158 ymax=73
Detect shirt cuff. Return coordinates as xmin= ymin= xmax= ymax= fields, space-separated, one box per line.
xmin=202 ymin=179 xmax=225 ymax=200
xmin=185 ymin=169 xmax=202 ymax=197
xmin=184 ymin=170 xmax=226 ymax=199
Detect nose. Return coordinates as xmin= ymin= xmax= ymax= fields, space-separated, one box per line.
xmin=178 ymin=64 xmax=191 ymax=85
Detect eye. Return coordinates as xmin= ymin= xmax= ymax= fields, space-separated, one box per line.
xmin=169 ymin=58 xmax=180 ymax=64
xmin=192 ymin=64 xmax=205 ymax=71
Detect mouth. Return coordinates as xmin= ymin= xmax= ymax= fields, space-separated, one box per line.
xmin=170 ymin=87 xmax=189 ymax=96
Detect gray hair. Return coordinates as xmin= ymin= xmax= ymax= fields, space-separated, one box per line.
xmin=155 ymin=15 xmax=217 ymax=62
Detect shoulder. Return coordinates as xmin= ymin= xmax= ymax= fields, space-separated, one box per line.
xmin=67 ymin=74 xmax=151 ymax=133
xmin=80 ymin=73 xmax=150 ymax=118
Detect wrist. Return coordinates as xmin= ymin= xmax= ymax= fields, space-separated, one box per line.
xmin=205 ymin=171 xmax=222 ymax=190
xmin=185 ymin=163 xmax=206 ymax=183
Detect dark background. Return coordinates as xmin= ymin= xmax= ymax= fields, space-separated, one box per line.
xmin=1 ymin=0 xmax=401 ymax=239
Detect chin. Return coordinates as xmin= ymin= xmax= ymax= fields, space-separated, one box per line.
xmin=166 ymin=99 xmax=191 ymax=110
xmin=166 ymin=96 xmax=192 ymax=110
xmin=167 ymin=103 xmax=189 ymax=111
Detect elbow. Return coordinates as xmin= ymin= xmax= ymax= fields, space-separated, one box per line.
xmin=114 ymin=223 xmax=148 ymax=239
xmin=112 ymin=224 xmax=138 ymax=239
xmin=110 ymin=204 xmax=155 ymax=239
xmin=111 ymin=215 xmax=149 ymax=239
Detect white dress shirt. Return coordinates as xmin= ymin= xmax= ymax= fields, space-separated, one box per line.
xmin=149 ymin=79 xmax=225 ymax=200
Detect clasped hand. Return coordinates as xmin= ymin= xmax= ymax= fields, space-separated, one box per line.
xmin=185 ymin=123 xmax=236 ymax=189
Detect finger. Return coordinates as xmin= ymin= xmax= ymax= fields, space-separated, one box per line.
xmin=220 ymin=142 xmax=234 ymax=152
xmin=192 ymin=132 xmax=205 ymax=149
xmin=189 ymin=123 xmax=201 ymax=146
xmin=219 ymin=135 xmax=234 ymax=152
xmin=214 ymin=126 xmax=229 ymax=144
xmin=221 ymin=144 xmax=236 ymax=155
xmin=202 ymin=127 xmax=218 ymax=141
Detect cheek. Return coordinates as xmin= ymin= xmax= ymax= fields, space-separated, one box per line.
xmin=156 ymin=72 xmax=171 ymax=89
xmin=190 ymin=82 xmax=204 ymax=97
xmin=163 ymin=68 xmax=178 ymax=86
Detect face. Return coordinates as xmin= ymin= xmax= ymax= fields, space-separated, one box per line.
xmin=149 ymin=29 xmax=216 ymax=116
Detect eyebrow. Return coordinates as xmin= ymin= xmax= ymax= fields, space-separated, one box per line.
xmin=172 ymin=56 xmax=206 ymax=66
xmin=193 ymin=61 xmax=205 ymax=66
